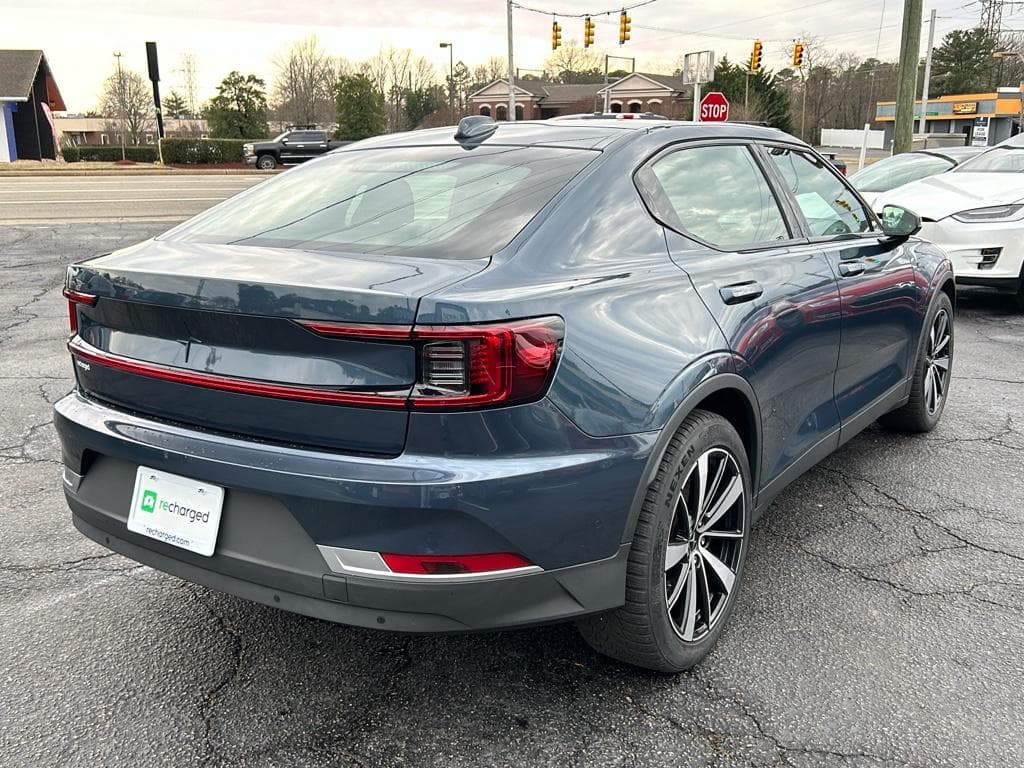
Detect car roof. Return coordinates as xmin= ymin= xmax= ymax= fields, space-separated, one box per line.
xmin=338 ymin=119 xmax=801 ymax=152
xmin=922 ymin=146 xmax=986 ymax=161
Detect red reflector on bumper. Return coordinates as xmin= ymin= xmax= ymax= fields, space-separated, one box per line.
xmin=380 ymin=552 xmax=532 ymax=575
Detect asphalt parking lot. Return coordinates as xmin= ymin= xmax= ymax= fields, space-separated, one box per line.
xmin=2 ymin=196 xmax=1023 ymax=766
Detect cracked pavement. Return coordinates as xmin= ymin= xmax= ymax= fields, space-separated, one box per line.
xmin=1 ymin=221 xmax=1023 ymax=767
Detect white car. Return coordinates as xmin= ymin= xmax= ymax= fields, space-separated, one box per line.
xmin=876 ymin=138 xmax=1024 ymax=307
xmin=850 ymin=146 xmax=986 ymax=209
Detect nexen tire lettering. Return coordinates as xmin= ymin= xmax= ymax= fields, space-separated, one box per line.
xmin=158 ymin=499 xmax=210 ymax=524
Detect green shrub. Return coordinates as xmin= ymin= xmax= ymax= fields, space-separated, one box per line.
xmin=64 ymin=144 xmax=159 ymax=163
xmin=159 ymin=138 xmax=248 ymax=164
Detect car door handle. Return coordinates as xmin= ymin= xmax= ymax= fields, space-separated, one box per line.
xmin=719 ymin=282 xmax=763 ymax=304
xmin=838 ymin=261 xmax=866 ymax=277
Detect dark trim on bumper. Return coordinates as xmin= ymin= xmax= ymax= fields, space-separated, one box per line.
xmin=955 ymin=274 xmax=1023 ymax=292
xmin=71 ymin=507 xmax=630 ymax=633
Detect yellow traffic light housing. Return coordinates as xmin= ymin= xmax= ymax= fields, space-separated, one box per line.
xmin=584 ymin=16 xmax=595 ymax=48
xmin=750 ymin=39 xmax=763 ymax=73
xmin=793 ymin=42 xmax=805 ymax=68
xmin=619 ymin=11 xmax=631 ymax=45
xmin=552 ymin=20 xmax=562 ymax=50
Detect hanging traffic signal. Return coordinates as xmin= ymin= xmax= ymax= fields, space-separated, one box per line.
xmin=552 ymin=20 xmax=562 ymax=50
xmin=584 ymin=16 xmax=595 ymax=48
xmin=793 ymin=42 xmax=805 ymax=67
xmin=750 ymin=39 xmax=763 ymax=73
xmin=619 ymin=11 xmax=631 ymax=45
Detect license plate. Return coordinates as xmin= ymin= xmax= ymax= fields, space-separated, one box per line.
xmin=127 ymin=466 xmax=224 ymax=557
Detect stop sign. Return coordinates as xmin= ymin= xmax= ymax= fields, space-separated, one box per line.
xmin=699 ymin=92 xmax=729 ymax=122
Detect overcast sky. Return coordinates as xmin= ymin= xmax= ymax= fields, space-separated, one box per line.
xmin=6 ymin=0 xmax=994 ymax=112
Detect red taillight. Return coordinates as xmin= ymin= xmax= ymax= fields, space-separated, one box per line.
xmin=380 ymin=552 xmax=532 ymax=575
xmin=63 ymin=289 xmax=97 ymax=334
xmin=411 ymin=318 xmax=563 ymax=408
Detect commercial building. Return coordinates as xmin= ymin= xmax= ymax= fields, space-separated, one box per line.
xmin=55 ymin=116 xmax=209 ymax=146
xmin=875 ymin=90 xmax=1024 ymax=148
xmin=0 ymin=49 xmax=66 ymax=162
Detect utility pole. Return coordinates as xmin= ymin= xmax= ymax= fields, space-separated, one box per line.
xmin=893 ymin=0 xmax=924 ymax=154
xmin=114 ymin=51 xmax=126 ymax=161
xmin=918 ymin=9 xmax=937 ymax=135
xmin=505 ymin=0 xmax=516 ymax=120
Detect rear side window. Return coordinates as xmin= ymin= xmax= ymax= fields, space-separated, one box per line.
xmin=766 ymin=147 xmax=874 ymax=236
xmin=163 ymin=145 xmax=597 ymax=260
xmin=640 ymin=144 xmax=791 ymax=248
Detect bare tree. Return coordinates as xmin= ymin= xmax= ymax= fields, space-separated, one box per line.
xmin=99 ymin=66 xmax=152 ymax=145
xmin=544 ymin=43 xmax=603 ymax=83
xmin=361 ymin=46 xmax=437 ymax=132
xmin=471 ymin=56 xmax=508 ymax=86
xmin=272 ymin=35 xmax=340 ymax=127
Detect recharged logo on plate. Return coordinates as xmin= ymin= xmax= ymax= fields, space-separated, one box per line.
xmin=141 ymin=490 xmax=158 ymax=513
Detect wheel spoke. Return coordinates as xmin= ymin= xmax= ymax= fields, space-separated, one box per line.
xmin=703 ymin=529 xmax=743 ymax=539
xmin=924 ymin=363 xmax=934 ymax=405
xmin=933 ymin=333 xmax=949 ymax=356
xmin=932 ymin=355 xmax=950 ymax=371
xmin=697 ymin=556 xmax=713 ymax=632
xmin=665 ymin=542 xmax=688 ymax=571
xmin=667 ymin=559 xmax=689 ymax=610
xmin=694 ymin=452 xmax=709 ymax=517
xmin=700 ymin=546 xmax=736 ymax=595
xmin=704 ymin=456 xmax=727 ymax=514
xmin=934 ymin=312 xmax=948 ymax=350
xmin=699 ymin=476 xmax=742 ymax=533
xmin=933 ymin=365 xmax=945 ymax=399
xmin=680 ymin=559 xmax=698 ymax=640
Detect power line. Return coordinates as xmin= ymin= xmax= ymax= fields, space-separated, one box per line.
xmin=511 ymin=0 xmax=659 ymax=18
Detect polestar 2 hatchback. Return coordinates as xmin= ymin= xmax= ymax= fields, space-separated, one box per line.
xmin=55 ymin=116 xmax=955 ymax=672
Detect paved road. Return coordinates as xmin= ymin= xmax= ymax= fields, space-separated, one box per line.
xmin=0 ymin=174 xmax=265 ymax=224
xmin=2 ymin=221 xmax=1023 ymax=767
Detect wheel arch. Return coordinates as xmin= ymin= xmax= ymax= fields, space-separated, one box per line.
xmin=619 ymin=373 xmax=761 ymax=546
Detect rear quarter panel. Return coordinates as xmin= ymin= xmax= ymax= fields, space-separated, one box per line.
xmin=416 ymin=133 xmax=730 ymax=438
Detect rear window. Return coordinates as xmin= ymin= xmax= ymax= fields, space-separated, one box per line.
xmin=162 ymin=145 xmax=598 ymax=259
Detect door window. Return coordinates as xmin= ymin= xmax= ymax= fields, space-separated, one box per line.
xmin=766 ymin=147 xmax=875 ymax=237
xmin=643 ymin=144 xmax=791 ymax=248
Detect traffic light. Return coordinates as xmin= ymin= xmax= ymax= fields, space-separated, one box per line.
xmin=750 ymin=39 xmax=763 ymax=73
xmin=619 ymin=11 xmax=631 ymax=45
xmin=552 ymin=20 xmax=562 ymax=50
xmin=793 ymin=41 xmax=805 ymax=68
xmin=584 ymin=16 xmax=595 ymax=48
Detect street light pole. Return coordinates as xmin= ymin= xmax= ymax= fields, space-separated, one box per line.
xmin=114 ymin=51 xmax=126 ymax=161
xmin=507 ymin=0 xmax=516 ymax=120
xmin=440 ymin=42 xmax=454 ymax=123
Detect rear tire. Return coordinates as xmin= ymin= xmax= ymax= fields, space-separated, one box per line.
xmin=577 ymin=410 xmax=752 ymax=673
xmin=256 ymin=154 xmax=277 ymax=170
xmin=879 ymin=292 xmax=954 ymax=433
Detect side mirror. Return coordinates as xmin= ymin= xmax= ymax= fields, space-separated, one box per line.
xmin=281 ymin=138 xmax=290 ymax=144
xmin=879 ymin=204 xmax=921 ymax=239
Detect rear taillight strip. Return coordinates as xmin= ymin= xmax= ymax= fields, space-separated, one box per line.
xmin=297 ymin=320 xmax=413 ymax=340
xmin=63 ymin=289 xmax=98 ymax=336
xmin=68 ymin=337 xmax=409 ymax=408
xmin=316 ymin=545 xmax=541 ymax=583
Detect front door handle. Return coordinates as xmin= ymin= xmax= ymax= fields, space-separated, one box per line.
xmin=838 ymin=261 xmax=866 ymax=277
xmin=719 ymin=281 xmax=763 ymax=305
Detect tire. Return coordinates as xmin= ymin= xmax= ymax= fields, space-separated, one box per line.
xmin=878 ymin=292 xmax=954 ymax=433
xmin=577 ymin=410 xmax=752 ymax=673
xmin=256 ymin=154 xmax=277 ymax=170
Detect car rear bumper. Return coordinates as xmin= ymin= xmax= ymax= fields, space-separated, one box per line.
xmin=54 ymin=392 xmax=652 ymax=631
xmin=919 ymin=220 xmax=1024 ymax=291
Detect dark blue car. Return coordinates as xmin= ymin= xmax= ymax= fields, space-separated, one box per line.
xmin=55 ymin=116 xmax=954 ymax=672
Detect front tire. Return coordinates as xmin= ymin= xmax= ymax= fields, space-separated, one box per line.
xmin=256 ymin=154 xmax=277 ymax=170
xmin=879 ymin=292 xmax=953 ymax=433
xmin=577 ymin=410 xmax=752 ymax=673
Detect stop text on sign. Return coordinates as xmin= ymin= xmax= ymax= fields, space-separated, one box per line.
xmin=699 ymin=92 xmax=730 ymax=122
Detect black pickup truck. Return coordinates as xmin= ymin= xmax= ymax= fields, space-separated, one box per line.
xmin=243 ymin=130 xmax=347 ymax=170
